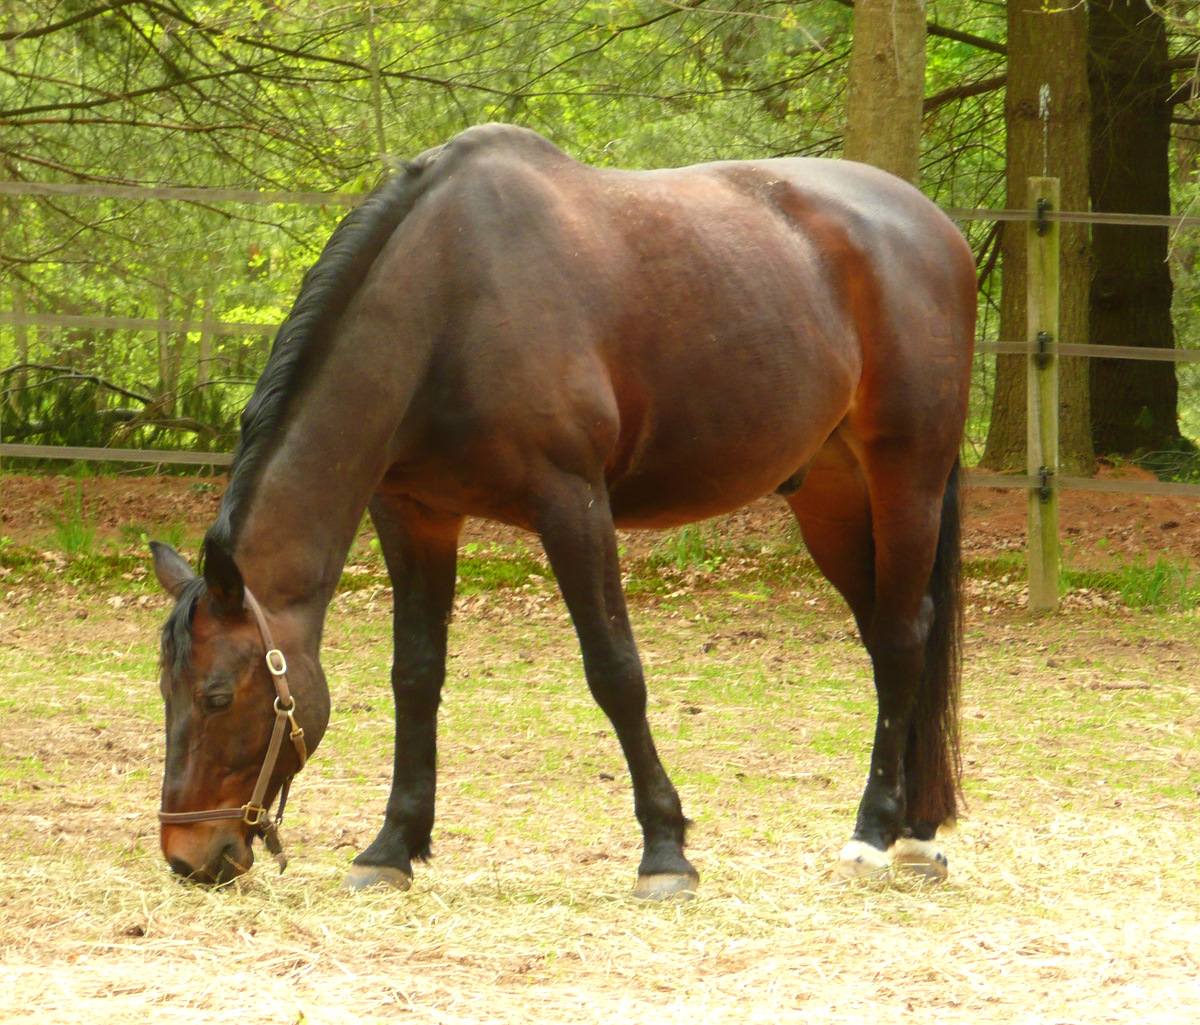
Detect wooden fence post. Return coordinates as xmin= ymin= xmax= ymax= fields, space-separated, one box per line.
xmin=1027 ymin=177 xmax=1060 ymax=612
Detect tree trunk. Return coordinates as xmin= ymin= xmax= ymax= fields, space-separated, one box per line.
xmin=157 ymin=283 xmax=178 ymax=417
xmin=198 ymin=284 xmax=215 ymax=389
xmin=843 ymin=0 xmax=926 ymax=185
xmin=1088 ymin=1 xmax=1182 ymax=456
xmin=982 ymin=0 xmax=1093 ymax=475
xmin=12 ymin=285 xmax=28 ymax=389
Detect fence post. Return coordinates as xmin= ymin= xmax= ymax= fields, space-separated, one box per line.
xmin=1027 ymin=177 xmax=1060 ymax=612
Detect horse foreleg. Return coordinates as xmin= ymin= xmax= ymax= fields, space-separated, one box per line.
xmin=536 ymin=475 xmax=698 ymax=900
xmin=344 ymin=494 xmax=462 ymax=892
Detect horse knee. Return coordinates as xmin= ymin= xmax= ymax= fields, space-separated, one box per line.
xmin=391 ymin=660 xmax=443 ymax=717
xmin=865 ymin=595 xmax=935 ymax=674
xmin=582 ymin=650 xmax=647 ymax=718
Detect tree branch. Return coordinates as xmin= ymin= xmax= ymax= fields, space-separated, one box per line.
xmin=924 ymin=74 xmax=1007 ymax=114
xmin=0 ymin=363 xmax=156 ymax=406
xmin=0 ymin=0 xmax=143 ymax=42
xmin=826 ymin=0 xmax=1006 ymax=54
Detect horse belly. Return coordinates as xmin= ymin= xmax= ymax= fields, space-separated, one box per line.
xmin=605 ymin=368 xmax=851 ymax=530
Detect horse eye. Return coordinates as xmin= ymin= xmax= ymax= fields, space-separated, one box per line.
xmin=202 ymin=692 xmax=233 ymax=712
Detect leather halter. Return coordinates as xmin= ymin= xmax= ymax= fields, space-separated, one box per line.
xmin=158 ymin=588 xmax=309 ymax=873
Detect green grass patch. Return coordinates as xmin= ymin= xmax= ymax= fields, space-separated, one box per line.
xmin=1062 ymin=554 xmax=1200 ymax=610
xmin=46 ymin=481 xmax=97 ymax=557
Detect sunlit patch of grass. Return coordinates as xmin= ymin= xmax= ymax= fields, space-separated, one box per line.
xmin=964 ymin=552 xmax=1025 ymax=582
xmin=5 ymin=544 xmax=1200 ymax=1022
xmin=1061 ymin=555 xmax=1200 ymax=610
xmin=47 ymin=481 xmax=97 ymax=557
xmin=456 ymin=545 xmax=549 ymax=594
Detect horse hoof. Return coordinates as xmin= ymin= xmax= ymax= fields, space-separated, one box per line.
xmin=834 ymin=840 xmax=890 ymax=881
xmin=342 ymin=864 xmax=413 ymax=892
xmin=890 ymin=837 xmax=949 ymax=882
xmin=633 ymin=872 xmax=699 ymax=901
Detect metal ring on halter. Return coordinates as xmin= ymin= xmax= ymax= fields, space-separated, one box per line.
xmin=265 ymin=648 xmax=288 ymax=676
xmin=274 ymin=696 xmax=305 ymax=745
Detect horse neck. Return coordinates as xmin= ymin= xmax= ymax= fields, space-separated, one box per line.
xmin=229 ymin=336 xmax=424 ymax=632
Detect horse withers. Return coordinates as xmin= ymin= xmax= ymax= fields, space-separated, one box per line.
xmin=151 ymin=124 xmax=975 ymax=896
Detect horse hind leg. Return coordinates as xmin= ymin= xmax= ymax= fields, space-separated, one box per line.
xmin=785 ymin=437 xmax=888 ymax=879
xmin=890 ymin=461 xmax=963 ymax=882
xmin=851 ymin=450 xmax=961 ymax=884
xmin=788 ymin=435 xmax=961 ymax=883
xmin=535 ymin=472 xmax=698 ymax=900
xmin=344 ymin=494 xmax=463 ymax=892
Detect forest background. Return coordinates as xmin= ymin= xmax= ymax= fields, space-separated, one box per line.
xmin=2 ymin=0 xmax=1199 ymax=478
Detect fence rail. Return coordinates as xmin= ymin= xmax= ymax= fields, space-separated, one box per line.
xmin=946 ymin=206 xmax=1200 ymax=229
xmin=0 ymin=181 xmax=361 ymax=206
xmin=977 ymin=340 xmax=1200 ymax=363
xmin=0 ymin=443 xmax=231 ymax=466
xmin=0 ymin=311 xmax=277 ymax=338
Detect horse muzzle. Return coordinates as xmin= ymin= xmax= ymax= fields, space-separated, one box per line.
xmin=162 ymin=823 xmax=255 ymax=885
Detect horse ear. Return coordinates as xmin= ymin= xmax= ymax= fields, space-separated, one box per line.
xmin=150 ymin=541 xmax=195 ymax=598
xmin=203 ymin=538 xmax=245 ymax=617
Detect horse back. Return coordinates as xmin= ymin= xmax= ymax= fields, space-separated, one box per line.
xmin=350 ymin=126 xmax=974 ymax=526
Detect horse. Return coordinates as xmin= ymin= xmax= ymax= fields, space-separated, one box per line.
xmin=150 ymin=123 xmax=975 ymax=897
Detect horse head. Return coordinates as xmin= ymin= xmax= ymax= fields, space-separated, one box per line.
xmin=150 ymin=540 xmax=328 ymax=883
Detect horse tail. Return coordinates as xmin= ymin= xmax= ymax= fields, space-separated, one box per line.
xmin=906 ymin=457 xmax=964 ymax=829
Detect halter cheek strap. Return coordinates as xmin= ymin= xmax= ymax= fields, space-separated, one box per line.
xmin=158 ymin=588 xmax=309 ymax=873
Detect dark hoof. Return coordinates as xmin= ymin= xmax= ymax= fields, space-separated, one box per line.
xmin=890 ymin=838 xmax=949 ymax=882
xmin=633 ymin=872 xmax=699 ymax=901
xmin=342 ymin=864 xmax=413 ymax=892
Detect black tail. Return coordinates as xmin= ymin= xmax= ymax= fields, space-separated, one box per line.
xmin=905 ymin=458 xmax=964 ymax=828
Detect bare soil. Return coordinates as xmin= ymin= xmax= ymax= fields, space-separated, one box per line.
xmin=4 ymin=462 xmax=1200 ymax=568
xmin=2 ymin=468 xmax=1199 ymax=1023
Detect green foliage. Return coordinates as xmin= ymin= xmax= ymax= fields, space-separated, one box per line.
xmin=0 ymin=0 xmax=1009 ymax=461
xmin=46 ymin=483 xmax=97 ymax=558
xmin=2 ymin=0 xmax=1192 ymax=467
xmin=651 ymin=524 xmax=728 ymax=574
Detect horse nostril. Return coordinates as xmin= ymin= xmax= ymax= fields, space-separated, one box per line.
xmin=168 ymin=855 xmax=195 ymax=879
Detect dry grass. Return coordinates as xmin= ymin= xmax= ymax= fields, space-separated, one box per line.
xmin=1 ymin=575 xmax=1199 ymax=1024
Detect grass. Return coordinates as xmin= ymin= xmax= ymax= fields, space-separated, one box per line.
xmin=46 ymin=481 xmax=97 ymax=557
xmin=3 ymin=567 xmax=1200 ymax=1023
xmin=1061 ymin=552 xmax=1200 ymax=610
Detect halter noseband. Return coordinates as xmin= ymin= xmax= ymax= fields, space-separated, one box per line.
xmin=158 ymin=588 xmax=309 ymax=873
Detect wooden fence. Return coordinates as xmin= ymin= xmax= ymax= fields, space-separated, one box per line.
xmin=4 ymin=178 xmax=1200 ymax=610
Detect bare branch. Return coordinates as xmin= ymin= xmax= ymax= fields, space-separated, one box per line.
xmin=924 ymin=74 xmax=1006 ymax=114
xmin=0 ymin=363 xmax=156 ymax=406
xmin=0 ymin=0 xmax=143 ymax=42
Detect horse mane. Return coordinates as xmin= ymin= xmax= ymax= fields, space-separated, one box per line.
xmin=204 ymin=153 xmax=441 ymax=555
xmin=161 ymin=576 xmax=207 ymax=676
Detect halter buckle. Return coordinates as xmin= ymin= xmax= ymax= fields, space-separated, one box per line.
xmin=265 ymin=648 xmax=287 ymax=676
xmin=242 ymin=803 xmax=268 ymax=827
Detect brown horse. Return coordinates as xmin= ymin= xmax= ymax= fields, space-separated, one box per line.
xmin=151 ymin=123 xmax=975 ymax=897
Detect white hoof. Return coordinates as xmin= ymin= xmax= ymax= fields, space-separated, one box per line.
xmin=890 ymin=837 xmax=949 ymax=882
xmin=834 ymin=839 xmax=890 ymax=880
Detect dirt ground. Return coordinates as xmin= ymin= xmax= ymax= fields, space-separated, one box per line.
xmin=2 ymin=468 xmax=1199 ymax=1023
xmin=3 ymin=461 xmax=1200 ymax=568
